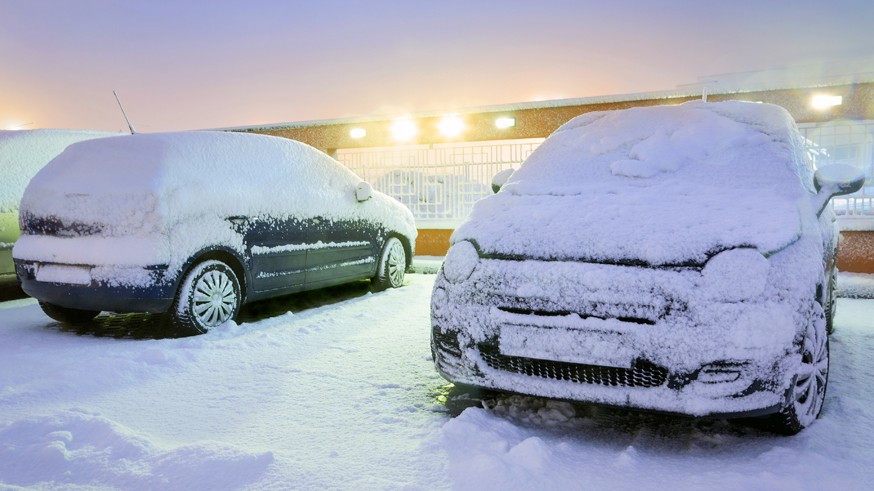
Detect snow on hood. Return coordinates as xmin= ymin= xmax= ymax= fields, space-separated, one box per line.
xmin=453 ymin=101 xmax=814 ymax=266
xmin=0 ymin=129 xmax=117 ymax=213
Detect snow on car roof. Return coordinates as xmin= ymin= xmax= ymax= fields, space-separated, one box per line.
xmin=454 ymin=101 xmax=816 ymax=265
xmin=27 ymin=130 xmax=361 ymax=195
xmin=506 ymin=100 xmax=811 ymax=197
xmin=22 ymin=130 xmax=404 ymax=225
xmin=0 ymin=129 xmax=117 ymax=212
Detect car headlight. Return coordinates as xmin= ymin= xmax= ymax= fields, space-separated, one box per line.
xmin=442 ymin=241 xmax=480 ymax=284
xmin=431 ymin=286 xmax=448 ymax=319
xmin=701 ymin=248 xmax=770 ymax=303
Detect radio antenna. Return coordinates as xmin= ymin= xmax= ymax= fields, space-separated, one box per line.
xmin=113 ymin=90 xmax=137 ymax=134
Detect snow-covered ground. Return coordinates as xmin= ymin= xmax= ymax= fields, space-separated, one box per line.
xmin=1 ymin=274 xmax=873 ymax=490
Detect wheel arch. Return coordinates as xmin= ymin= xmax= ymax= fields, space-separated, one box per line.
xmin=174 ymin=246 xmax=249 ymax=304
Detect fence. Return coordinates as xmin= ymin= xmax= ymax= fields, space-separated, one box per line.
xmin=337 ymin=139 xmax=544 ymax=228
xmin=800 ymin=120 xmax=874 ymax=222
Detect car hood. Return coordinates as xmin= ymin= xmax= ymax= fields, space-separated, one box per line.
xmin=452 ymin=189 xmax=803 ymax=266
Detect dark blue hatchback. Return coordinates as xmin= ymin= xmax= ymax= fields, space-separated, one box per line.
xmin=13 ymin=131 xmax=416 ymax=335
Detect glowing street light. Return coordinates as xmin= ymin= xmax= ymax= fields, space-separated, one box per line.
xmin=349 ymin=127 xmax=366 ymax=139
xmin=438 ymin=115 xmax=465 ymax=138
xmin=391 ymin=118 xmax=417 ymax=142
xmin=495 ymin=117 xmax=516 ymax=129
xmin=3 ymin=121 xmax=33 ymax=130
xmin=811 ymin=94 xmax=842 ymax=110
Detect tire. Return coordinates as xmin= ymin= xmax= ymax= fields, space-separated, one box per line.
xmin=170 ymin=260 xmax=241 ymax=336
xmin=39 ymin=301 xmax=99 ymax=324
xmin=768 ymin=301 xmax=829 ymax=435
xmin=372 ymin=237 xmax=406 ymax=291
xmin=825 ymin=270 xmax=837 ymax=334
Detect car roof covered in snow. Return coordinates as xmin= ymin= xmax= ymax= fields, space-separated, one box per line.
xmin=505 ymin=100 xmax=813 ymax=197
xmin=26 ymin=130 xmax=362 ymax=195
xmin=21 ymin=131 xmax=381 ymax=223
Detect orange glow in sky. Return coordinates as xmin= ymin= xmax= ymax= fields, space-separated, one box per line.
xmin=1 ymin=0 xmax=872 ymax=132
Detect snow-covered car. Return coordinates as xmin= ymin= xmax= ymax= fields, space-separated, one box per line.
xmin=1 ymin=129 xmax=116 ymax=285
xmin=431 ymin=101 xmax=864 ymax=434
xmin=14 ymin=131 xmax=416 ymax=335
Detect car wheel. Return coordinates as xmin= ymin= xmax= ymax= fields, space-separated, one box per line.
xmin=39 ymin=301 xmax=99 ymax=324
xmin=372 ymin=237 xmax=406 ymax=291
xmin=769 ymin=302 xmax=829 ymax=435
xmin=171 ymin=260 xmax=241 ymax=336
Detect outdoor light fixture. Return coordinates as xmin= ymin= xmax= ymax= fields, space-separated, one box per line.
xmin=811 ymin=95 xmax=843 ymax=110
xmin=495 ymin=117 xmax=516 ymax=129
xmin=438 ymin=115 xmax=465 ymax=138
xmin=349 ymin=127 xmax=366 ymax=139
xmin=391 ymin=118 xmax=417 ymax=142
xmin=3 ymin=121 xmax=32 ymax=130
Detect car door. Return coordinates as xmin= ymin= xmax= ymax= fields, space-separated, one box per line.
xmin=244 ymin=215 xmax=309 ymax=294
xmin=305 ymin=215 xmax=380 ymax=289
xmin=303 ymin=159 xmax=380 ymax=289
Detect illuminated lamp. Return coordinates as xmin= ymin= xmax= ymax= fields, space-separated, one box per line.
xmin=349 ymin=127 xmax=366 ymax=139
xmin=391 ymin=118 xmax=417 ymax=142
xmin=495 ymin=117 xmax=516 ymax=129
xmin=438 ymin=115 xmax=465 ymax=138
xmin=811 ymin=95 xmax=843 ymax=110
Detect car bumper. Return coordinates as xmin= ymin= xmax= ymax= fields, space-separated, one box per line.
xmin=430 ymin=258 xmax=801 ymax=418
xmin=15 ymin=259 xmax=176 ymax=313
xmin=432 ymin=337 xmax=786 ymax=418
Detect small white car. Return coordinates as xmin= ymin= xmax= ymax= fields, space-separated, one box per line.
xmin=431 ymin=101 xmax=863 ymax=434
xmin=14 ymin=131 xmax=416 ymax=335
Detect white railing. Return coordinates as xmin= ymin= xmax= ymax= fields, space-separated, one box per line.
xmin=833 ymin=195 xmax=874 ymax=217
xmin=800 ymin=120 xmax=874 ymax=223
xmin=337 ymin=139 xmax=544 ymax=228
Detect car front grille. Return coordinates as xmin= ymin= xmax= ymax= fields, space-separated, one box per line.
xmin=479 ymin=344 xmax=668 ymax=388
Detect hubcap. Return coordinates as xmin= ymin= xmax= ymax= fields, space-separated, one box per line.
xmin=192 ymin=270 xmax=237 ymax=327
xmin=793 ymin=318 xmax=828 ymax=423
xmin=387 ymin=241 xmax=405 ymax=287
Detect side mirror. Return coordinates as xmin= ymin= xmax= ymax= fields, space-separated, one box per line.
xmin=812 ymin=163 xmax=865 ymax=216
xmin=356 ymin=181 xmax=373 ymax=202
xmin=491 ymin=168 xmax=515 ymax=193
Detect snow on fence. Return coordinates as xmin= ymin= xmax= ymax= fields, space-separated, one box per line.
xmin=337 ymin=139 xmax=544 ymax=228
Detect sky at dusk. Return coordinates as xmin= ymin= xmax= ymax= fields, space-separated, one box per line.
xmin=1 ymin=0 xmax=873 ymax=132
